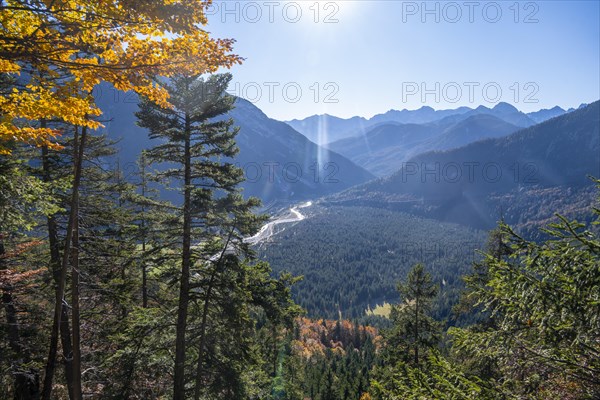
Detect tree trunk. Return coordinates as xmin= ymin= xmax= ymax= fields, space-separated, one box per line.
xmin=192 ymin=274 xmax=213 ymax=400
xmin=193 ymin=229 xmax=234 ymax=400
xmin=71 ymin=130 xmax=83 ymax=399
xmin=42 ymin=125 xmax=88 ymax=400
xmin=117 ymin=163 xmax=128 ymax=319
xmin=41 ymin=143 xmax=76 ymax=400
xmin=272 ymin=324 xmax=278 ymax=377
xmin=414 ymin=296 xmax=419 ymax=366
xmin=173 ymin=113 xmax=192 ymax=400
xmin=141 ymin=240 xmax=147 ymax=308
xmin=70 ymin=213 xmax=82 ymax=399
xmin=140 ymin=153 xmax=148 ymax=308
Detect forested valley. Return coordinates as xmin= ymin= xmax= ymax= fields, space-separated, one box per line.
xmin=1 ymin=1 xmax=599 ymax=399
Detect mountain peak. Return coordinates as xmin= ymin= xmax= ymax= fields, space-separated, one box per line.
xmin=493 ymin=102 xmax=519 ymax=113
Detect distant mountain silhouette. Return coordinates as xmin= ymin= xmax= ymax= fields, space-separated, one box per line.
xmin=424 ymin=114 xmax=520 ymax=149
xmin=284 ymin=114 xmax=371 ymax=145
xmin=433 ymin=102 xmax=536 ymax=128
xmin=225 ymin=99 xmax=374 ymax=202
xmin=327 ymin=114 xmax=521 ymax=177
xmin=285 ymin=102 xmax=554 ymax=146
xmin=568 ymin=103 xmax=589 ymax=112
xmin=368 ymin=105 xmax=472 ymax=125
xmin=527 ymin=106 xmax=566 ymax=123
xmin=286 ymin=106 xmax=471 ymax=145
xmin=329 ymin=101 xmax=600 ymax=235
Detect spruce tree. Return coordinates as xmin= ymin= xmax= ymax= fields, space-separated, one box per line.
xmin=0 ymin=152 xmax=57 ymax=399
xmin=136 ymin=72 xmax=261 ymax=399
xmin=386 ymin=263 xmax=439 ymax=367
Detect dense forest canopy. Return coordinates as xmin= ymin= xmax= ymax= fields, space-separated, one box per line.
xmin=258 ymin=205 xmax=486 ymax=321
xmin=1 ymin=1 xmax=599 ymax=399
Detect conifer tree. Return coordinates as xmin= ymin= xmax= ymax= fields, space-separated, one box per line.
xmin=385 ymin=263 xmax=439 ymax=367
xmin=450 ymin=190 xmax=600 ymax=398
xmin=0 ymin=153 xmax=57 ymax=399
xmin=136 ymin=72 xmax=268 ymax=398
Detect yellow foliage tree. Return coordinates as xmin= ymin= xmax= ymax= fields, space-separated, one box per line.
xmin=1 ymin=2 xmax=241 ymax=398
xmin=0 ymin=0 xmax=241 ymax=153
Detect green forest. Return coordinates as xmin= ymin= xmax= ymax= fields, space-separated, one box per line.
xmin=2 ymin=70 xmax=600 ymax=399
xmin=1 ymin=1 xmax=599 ymax=399
xmin=257 ymin=205 xmax=486 ymax=321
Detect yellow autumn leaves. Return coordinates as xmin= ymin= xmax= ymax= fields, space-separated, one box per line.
xmin=0 ymin=85 xmax=102 ymax=151
xmin=0 ymin=0 xmax=241 ymax=154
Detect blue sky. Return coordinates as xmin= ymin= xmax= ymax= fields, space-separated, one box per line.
xmin=206 ymin=1 xmax=600 ymax=120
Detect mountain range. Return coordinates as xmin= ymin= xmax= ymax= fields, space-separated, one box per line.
xmin=94 ymin=84 xmax=374 ymax=205
xmin=94 ymin=85 xmax=599 ymax=237
xmin=326 ymin=112 xmax=523 ymax=176
xmin=263 ymin=103 xmax=599 ymax=319
xmin=328 ymin=101 xmax=600 ymax=234
xmin=286 ymin=102 xmax=578 ymax=146
xmin=93 ymin=89 xmax=600 ymax=317
xmin=222 ymin=98 xmax=374 ymax=202
xmin=285 ymin=105 xmax=473 ymax=144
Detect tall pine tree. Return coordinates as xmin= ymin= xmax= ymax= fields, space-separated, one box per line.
xmin=136 ymin=73 xmax=264 ymax=399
